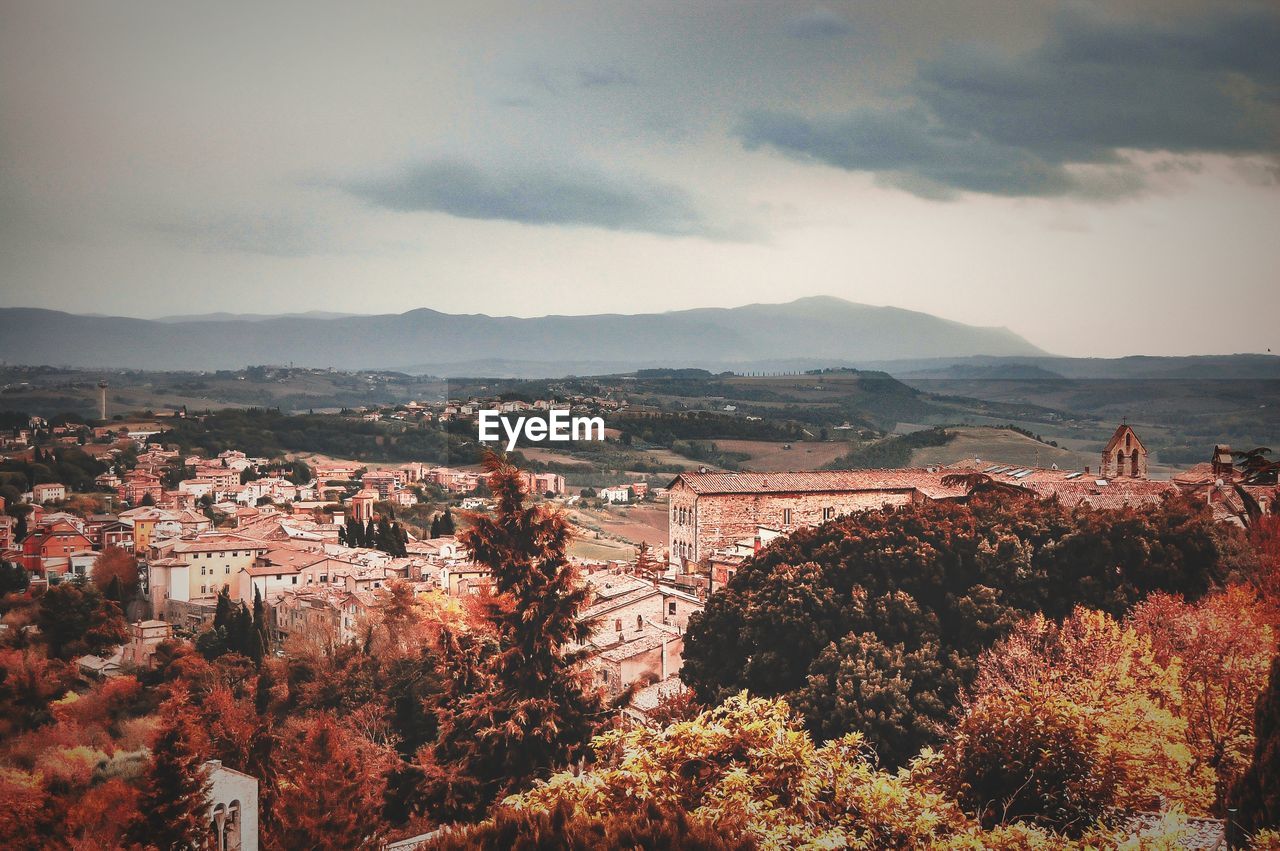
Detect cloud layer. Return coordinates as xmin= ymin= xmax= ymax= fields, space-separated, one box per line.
xmin=343 ymin=159 xmax=717 ymax=237
xmin=741 ymin=6 xmax=1280 ymax=197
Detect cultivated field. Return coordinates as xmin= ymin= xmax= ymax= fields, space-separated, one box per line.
xmin=713 ymin=439 xmax=855 ymax=471
xmin=907 ymin=427 xmax=1090 ymax=470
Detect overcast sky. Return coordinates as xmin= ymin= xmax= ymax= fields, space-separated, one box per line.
xmin=1 ymin=1 xmax=1277 ymax=357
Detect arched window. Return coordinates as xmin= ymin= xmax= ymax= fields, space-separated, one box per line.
xmin=1130 ymin=449 xmax=1140 ymax=477
xmin=1116 ymin=451 xmax=1124 ymax=476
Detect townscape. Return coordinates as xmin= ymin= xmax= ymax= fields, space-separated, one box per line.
xmin=3 ymin=1 xmax=1279 ymax=848
xmin=2 ymin=390 xmax=1279 ymax=848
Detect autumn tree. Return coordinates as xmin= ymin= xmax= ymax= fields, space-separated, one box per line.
xmin=967 ymin=607 xmax=1195 ymax=811
xmin=1229 ymin=654 xmax=1280 ymax=845
xmin=91 ymin=546 xmax=139 ymax=598
xmin=419 ymin=800 xmax=757 ymax=850
xmin=1130 ymin=587 xmax=1275 ymax=812
xmin=125 ymin=691 xmax=211 ymax=851
xmin=273 ymin=713 xmax=389 ymax=850
xmin=494 ymin=692 xmax=1173 ymax=848
xmin=427 ymin=454 xmax=603 ymax=819
xmin=634 ymin=540 xmax=660 ymax=581
xmin=942 ymin=690 xmax=1118 ymax=836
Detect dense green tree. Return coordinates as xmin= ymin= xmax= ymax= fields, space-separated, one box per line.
xmin=683 ymin=494 xmax=1225 ymax=766
xmin=0 ymin=560 xmax=28 ymax=595
xmin=36 ymin=582 xmax=127 ymax=660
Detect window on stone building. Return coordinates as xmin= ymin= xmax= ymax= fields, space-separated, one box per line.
xmin=783 ymin=508 xmax=793 ymax=526
xmin=615 ymin=618 xmax=622 ymax=632
xmin=669 ymin=601 xmax=677 ymax=615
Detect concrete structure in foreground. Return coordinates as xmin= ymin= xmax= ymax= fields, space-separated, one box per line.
xmin=206 ymin=759 xmax=259 ymax=851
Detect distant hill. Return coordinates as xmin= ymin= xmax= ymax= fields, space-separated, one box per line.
xmin=0 ymin=297 xmax=1044 ymax=374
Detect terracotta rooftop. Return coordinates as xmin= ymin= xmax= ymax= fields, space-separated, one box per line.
xmin=670 ymin=469 xmax=969 ymax=499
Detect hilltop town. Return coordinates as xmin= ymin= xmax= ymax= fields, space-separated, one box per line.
xmin=1 ymin=392 xmax=1278 ymax=849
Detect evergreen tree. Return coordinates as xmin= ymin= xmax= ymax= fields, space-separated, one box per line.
xmin=634 ymin=540 xmax=658 ymax=581
xmin=376 ymin=516 xmax=395 ymax=554
xmin=439 ymin=508 xmax=455 ymax=536
xmin=125 ymin=692 xmax=211 ymax=851
xmin=0 ymin=560 xmax=29 ymax=595
xmin=274 ymin=713 xmax=384 ymax=850
xmin=429 ymin=514 xmax=441 ymax=539
xmin=1229 ymin=654 xmax=1280 ymax=844
xmin=344 ymin=518 xmax=362 ymax=548
xmin=228 ymin=602 xmax=255 ymax=658
xmin=365 ymin=518 xmax=376 ymax=548
xmin=213 ymin=586 xmax=234 ymax=633
xmin=104 ymin=574 xmax=124 ymax=605
xmin=37 ymin=582 xmax=126 ymax=660
xmin=252 ymin=586 xmax=269 ymax=664
xmin=429 ymin=454 xmax=603 ymax=819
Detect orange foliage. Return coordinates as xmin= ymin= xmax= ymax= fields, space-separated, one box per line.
xmin=1131 ymin=586 xmax=1276 ymax=812
xmin=91 ymin=546 xmax=139 ymax=596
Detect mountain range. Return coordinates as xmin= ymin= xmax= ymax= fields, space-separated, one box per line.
xmin=0 ymin=297 xmax=1045 ymax=375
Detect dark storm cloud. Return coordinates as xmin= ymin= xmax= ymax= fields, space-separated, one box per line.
xmin=741 ymin=6 xmax=1280 ymax=198
xmin=785 ymin=7 xmax=853 ymax=39
xmin=342 ymin=159 xmax=720 ymax=237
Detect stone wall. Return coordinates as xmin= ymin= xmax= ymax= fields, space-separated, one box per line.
xmin=671 ymin=485 xmax=920 ymax=566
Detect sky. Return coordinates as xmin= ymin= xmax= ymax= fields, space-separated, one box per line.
xmin=0 ymin=0 xmax=1277 ymax=358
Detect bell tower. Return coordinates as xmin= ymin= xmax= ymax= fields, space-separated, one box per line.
xmin=1101 ymin=422 xmax=1148 ymax=479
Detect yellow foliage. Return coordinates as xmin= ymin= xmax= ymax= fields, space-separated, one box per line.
xmin=506 ymin=692 xmax=1200 ymax=850
xmin=973 ymin=607 xmax=1201 ymax=811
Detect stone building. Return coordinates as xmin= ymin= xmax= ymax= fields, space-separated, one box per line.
xmin=1101 ymin=423 xmax=1148 ymax=479
xmin=666 ymin=470 xmax=969 ymax=568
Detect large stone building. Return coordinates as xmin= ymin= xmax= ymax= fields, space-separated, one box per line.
xmin=668 ymin=424 xmax=1179 ymax=569
xmin=666 ymin=469 xmax=970 ymax=568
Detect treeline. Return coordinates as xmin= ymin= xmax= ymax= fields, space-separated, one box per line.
xmin=151 ymin=408 xmax=482 ymax=465
xmin=620 ymin=411 xmax=805 ymax=446
xmin=0 ymin=445 xmax=109 ymax=504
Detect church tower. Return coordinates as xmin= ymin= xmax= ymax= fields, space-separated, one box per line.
xmin=1101 ymin=422 xmax=1148 ymax=479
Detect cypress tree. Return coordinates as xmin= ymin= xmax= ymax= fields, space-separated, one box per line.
xmin=213 ymin=586 xmax=234 ymax=633
xmin=126 ymin=692 xmax=211 ymax=850
xmin=429 ymin=454 xmax=603 ymax=819
xmin=252 ymin=586 xmax=269 ymax=663
xmin=376 ymin=516 xmax=394 ymax=554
